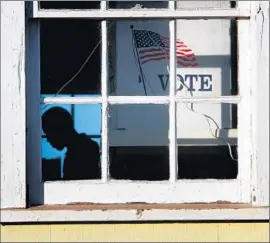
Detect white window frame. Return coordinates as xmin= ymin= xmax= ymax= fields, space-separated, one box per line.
xmin=1 ymin=1 xmax=269 ymax=217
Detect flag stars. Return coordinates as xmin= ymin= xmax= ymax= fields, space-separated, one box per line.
xmin=134 ymin=30 xmax=165 ymax=48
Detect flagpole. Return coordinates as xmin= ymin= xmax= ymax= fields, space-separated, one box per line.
xmin=130 ymin=25 xmax=147 ymax=96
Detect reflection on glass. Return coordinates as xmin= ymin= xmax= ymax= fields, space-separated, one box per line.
xmin=177 ymin=103 xmax=238 ymax=179
xmin=41 ymin=102 xmax=101 ymax=181
xmin=40 ymin=19 xmax=101 ymax=95
xmin=109 ymin=104 xmax=169 ymax=181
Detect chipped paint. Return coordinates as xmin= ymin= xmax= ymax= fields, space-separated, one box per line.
xmin=0 ymin=1 xmax=268 ymax=216
xmin=1 ymin=1 xmax=26 ymax=209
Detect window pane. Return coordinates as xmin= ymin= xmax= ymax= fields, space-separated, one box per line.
xmin=108 ymin=19 xmax=171 ymax=96
xmin=176 ymin=1 xmax=236 ymax=9
xmin=40 ymin=19 xmax=101 ymax=95
xmin=39 ymin=1 xmax=100 ymax=9
xmin=109 ymin=1 xmax=168 ymax=9
xmin=174 ymin=19 xmax=238 ymax=97
xmin=109 ymin=104 xmax=169 ymax=181
xmin=41 ymin=101 xmax=101 ymax=181
xmin=177 ymin=103 xmax=238 ymax=179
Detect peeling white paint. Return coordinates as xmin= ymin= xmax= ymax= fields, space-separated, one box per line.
xmin=1 ymin=208 xmax=269 ymax=223
xmin=1 ymin=2 xmax=26 ymax=209
xmin=250 ymin=1 xmax=269 ymax=206
xmin=168 ymin=1 xmax=177 ymax=183
xmin=30 ymin=4 xmax=250 ymax=19
xmin=43 ymin=180 xmax=244 ymax=204
xmin=0 ymin=1 xmax=269 ymax=214
xmin=101 ymin=18 xmax=109 ymax=183
xmin=41 ymin=96 xmax=241 ymax=105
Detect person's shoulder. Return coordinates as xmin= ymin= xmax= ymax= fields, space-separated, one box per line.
xmin=78 ymin=133 xmax=99 ymax=148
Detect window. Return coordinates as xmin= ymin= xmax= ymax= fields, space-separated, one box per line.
xmin=1 ymin=1 xmax=269 ymax=213
xmin=27 ymin=1 xmax=252 ymax=205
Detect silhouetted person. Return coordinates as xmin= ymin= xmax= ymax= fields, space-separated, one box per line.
xmin=42 ymin=107 xmax=101 ymax=180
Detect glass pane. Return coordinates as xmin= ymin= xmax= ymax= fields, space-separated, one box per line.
xmin=176 ymin=1 xmax=236 ymax=9
xmin=109 ymin=104 xmax=169 ymax=181
xmin=174 ymin=19 xmax=238 ymax=97
xmin=108 ymin=19 xmax=171 ymax=96
xmin=41 ymin=101 xmax=101 ymax=181
xmin=40 ymin=19 xmax=101 ymax=95
xmin=39 ymin=1 xmax=100 ymax=9
xmin=109 ymin=1 xmax=168 ymax=9
xmin=177 ymin=103 xmax=238 ymax=179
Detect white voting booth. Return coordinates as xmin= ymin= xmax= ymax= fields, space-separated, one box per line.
xmin=109 ymin=1 xmax=236 ymax=146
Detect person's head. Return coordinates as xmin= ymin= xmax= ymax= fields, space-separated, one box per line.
xmin=42 ymin=107 xmax=75 ymax=150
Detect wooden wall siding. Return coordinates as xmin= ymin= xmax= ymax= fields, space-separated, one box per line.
xmin=1 ymin=223 xmax=269 ymax=242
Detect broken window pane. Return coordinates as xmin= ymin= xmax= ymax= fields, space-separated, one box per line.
xmin=39 ymin=1 xmax=100 ymax=9
xmin=109 ymin=1 xmax=168 ymax=9
xmin=41 ymin=102 xmax=101 ymax=181
xmin=109 ymin=104 xmax=169 ymax=181
xmin=177 ymin=103 xmax=238 ymax=179
xmin=40 ymin=19 xmax=101 ymax=95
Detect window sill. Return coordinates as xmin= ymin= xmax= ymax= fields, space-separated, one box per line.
xmin=1 ymin=204 xmax=269 ymax=223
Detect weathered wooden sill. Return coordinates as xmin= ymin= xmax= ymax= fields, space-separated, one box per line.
xmin=1 ymin=202 xmax=261 ymax=211
xmin=1 ymin=204 xmax=268 ymax=223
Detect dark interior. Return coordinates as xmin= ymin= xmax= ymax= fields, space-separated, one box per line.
xmin=43 ymin=145 xmax=238 ymax=181
xmin=109 ymin=146 xmax=238 ymax=181
xmin=108 ymin=1 xmax=168 ymax=9
xmin=39 ymin=1 xmax=236 ymax=10
xmin=40 ymin=19 xmax=101 ymax=94
xmin=39 ymin=1 xmax=100 ymax=9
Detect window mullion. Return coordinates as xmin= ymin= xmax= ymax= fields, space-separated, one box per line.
xmin=237 ymin=21 xmax=252 ymax=203
xmin=100 ymin=1 xmax=108 ymax=10
xmin=31 ymin=8 xmax=250 ymax=19
xmin=101 ymin=19 xmax=109 ymax=183
xmin=169 ymin=1 xmax=177 ymax=183
xmin=235 ymin=2 xmax=252 ymax=203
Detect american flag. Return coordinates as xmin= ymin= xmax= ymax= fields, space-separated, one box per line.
xmin=133 ymin=29 xmax=198 ymax=67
